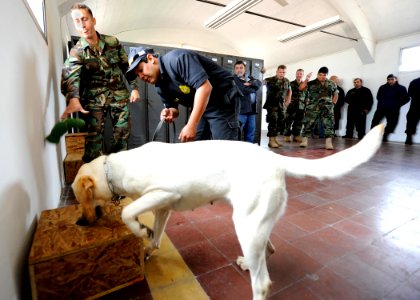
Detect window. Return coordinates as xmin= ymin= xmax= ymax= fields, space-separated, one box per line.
xmin=23 ymin=0 xmax=47 ymax=42
xmin=399 ymin=45 xmax=420 ymax=72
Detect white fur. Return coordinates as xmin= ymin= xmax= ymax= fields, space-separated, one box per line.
xmin=72 ymin=124 xmax=384 ymax=300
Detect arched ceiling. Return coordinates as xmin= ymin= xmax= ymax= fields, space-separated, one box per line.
xmin=58 ymin=0 xmax=420 ymax=69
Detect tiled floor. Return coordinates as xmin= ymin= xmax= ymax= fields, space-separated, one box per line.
xmin=60 ymin=133 xmax=420 ymax=300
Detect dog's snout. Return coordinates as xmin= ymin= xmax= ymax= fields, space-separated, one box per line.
xmin=95 ymin=205 xmax=103 ymax=219
xmin=76 ymin=205 xmax=103 ymax=226
xmin=76 ymin=216 xmax=90 ymax=226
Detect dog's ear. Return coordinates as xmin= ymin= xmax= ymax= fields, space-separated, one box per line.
xmin=74 ymin=175 xmax=97 ymax=224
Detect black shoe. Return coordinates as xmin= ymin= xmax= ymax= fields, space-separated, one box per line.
xmin=342 ymin=135 xmax=353 ymax=139
xmin=382 ymin=134 xmax=389 ymax=142
xmin=405 ymin=135 xmax=413 ymax=145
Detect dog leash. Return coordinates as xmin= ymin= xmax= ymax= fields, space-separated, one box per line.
xmin=151 ymin=119 xmax=176 ymax=143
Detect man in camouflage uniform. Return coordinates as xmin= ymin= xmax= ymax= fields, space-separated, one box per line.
xmin=300 ymin=66 xmax=338 ymax=150
xmin=283 ymin=69 xmax=312 ymax=143
xmin=263 ymin=65 xmax=291 ymax=148
xmin=61 ymin=3 xmax=140 ymax=163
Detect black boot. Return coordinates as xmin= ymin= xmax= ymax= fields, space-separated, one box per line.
xmin=382 ymin=133 xmax=389 ymax=142
xmin=405 ymin=135 xmax=413 ymax=145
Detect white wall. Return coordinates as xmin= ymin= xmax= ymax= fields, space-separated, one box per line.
xmin=262 ymin=32 xmax=420 ymax=143
xmin=0 ymin=0 xmax=65 ymax=298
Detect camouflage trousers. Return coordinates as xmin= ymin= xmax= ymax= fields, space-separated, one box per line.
xmin=265 ymin=105 xmax=285 ymax=137
xmin=284 ymin=105 xmax=304 ymax=137
xmin=302 ymin=100 xmax=335 ymax=138
xmin=83 ymin=101 xmax=130 ymax=163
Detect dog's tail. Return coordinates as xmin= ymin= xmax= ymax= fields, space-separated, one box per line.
xmin=280 ymin=124 xmax=384 ymax=180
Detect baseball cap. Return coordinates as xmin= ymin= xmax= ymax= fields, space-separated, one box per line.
xmin=126 ymin=47 xmax=154 ymax=81
xmin=387 ymin=74 xmax=396 ymax=79
xmin=318 ymin=66 xmax=329 ymax=74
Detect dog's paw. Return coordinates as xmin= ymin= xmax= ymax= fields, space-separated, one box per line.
xmin=145 ymin=244 xmax=158 ymax=259
xmin=125 ymin=221 xmax=143 ymax=237
xmin=236 ymin=256 xmax=249 ymax=271
xmin=139 ymin=223 xmax=154 ymax=239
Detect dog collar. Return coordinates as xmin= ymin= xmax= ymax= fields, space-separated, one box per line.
xmin=103 ymin=156 xmax=124 ymax=206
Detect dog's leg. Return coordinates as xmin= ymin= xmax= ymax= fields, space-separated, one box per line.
xmin=121 ymin=190 xmax=180 ymax=237
xmin=144 ymin=209 xmax=171 ymax=258
xmin=266 ymin=239 xmax=275 ymax=260
xmin=235 ymin=222 xmax=272 ymax=300
xmin=232 ymin=184 xmax=286 ymax=300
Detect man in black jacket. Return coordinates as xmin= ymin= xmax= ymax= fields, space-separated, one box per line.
xmin=371 ymin=74 xmax=410 ymax=142
xmin=343 ymin=78 xmax=373 ymax=139
xmin=330 ymin=75 xmax=346 ymax=136
xmin=233 ymin=61 xmax=262 ymax=143
xmin=405 ymin=77 xmax=420 ymax=144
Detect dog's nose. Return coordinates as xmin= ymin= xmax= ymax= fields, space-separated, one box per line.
xmin=76 ymin=206 xmax=103 ymax=226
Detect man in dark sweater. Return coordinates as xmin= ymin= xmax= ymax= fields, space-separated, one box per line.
xmin=233 ymin=61 xmax=262 ymax=143
xmin=371 ymin=74 xmax=410 ymax=142
xmin=405 ymin=77 xmax=420 ymax=144
xmin=343 ymin=78 xmax=373 ymax=139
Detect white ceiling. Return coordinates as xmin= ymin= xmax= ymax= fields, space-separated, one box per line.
xmin=59 ymin=0 xmax=420 ymax=69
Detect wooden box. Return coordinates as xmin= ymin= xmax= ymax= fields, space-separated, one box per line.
xmin=64 ymin=133 xmax=86 ymax=184
xmin=64 ymin=152 xmax=84 ymax=184
xmin=28 ymin=204 xmax=145 ymax=300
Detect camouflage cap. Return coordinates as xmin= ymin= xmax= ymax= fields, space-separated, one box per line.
xmin=126 ymin=47 xmax=154 ymax=81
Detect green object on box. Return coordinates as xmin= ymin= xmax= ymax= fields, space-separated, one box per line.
xmin=46 ymin=118 xmax=86 ymax=144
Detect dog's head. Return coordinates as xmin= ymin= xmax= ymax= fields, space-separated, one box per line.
xmin=73 ymin=175 xmax=98 ymax=225
xmin=72 ymin=157 xmax=109 ymax=226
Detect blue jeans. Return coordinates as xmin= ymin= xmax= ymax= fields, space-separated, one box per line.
xmin=239 ymin=114 xmax=256 ymax=143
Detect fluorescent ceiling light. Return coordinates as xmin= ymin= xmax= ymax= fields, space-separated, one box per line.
xmin=278 ymin=15 xmax=343 ymax=42
xmin=204 ymin=0 xmax=263 ymax=29
xmin=274 ymin=0 xmax=288 ymax=6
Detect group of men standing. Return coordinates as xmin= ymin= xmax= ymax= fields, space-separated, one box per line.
xmin=262 ymin=65 xmax=419 ymax=148
xmin=263 ymin=65 xmax=339 ymax=149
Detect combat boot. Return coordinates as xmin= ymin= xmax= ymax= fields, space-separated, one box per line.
xmin=325 ymin=137 xmax=334 ymax=150
xmin=293 ymin=136 xmax=302 ymax=143
xmin=284 ymin=135 xmax=292 ymax=142
xmin=299 ymin=137 xmax=308 ymax=148
xmin=268 ymin=137 xmax=280 ymax=148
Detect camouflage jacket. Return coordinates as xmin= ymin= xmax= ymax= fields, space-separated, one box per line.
xmin=263 ymin=76 xmax=291 ymax=109
xmin=61 ymin=32 xmax=138 ymax=107
xmin=290 ymin=79 xmax=306 ymax=110
xmin=305 ymin=78 xmax=338 ymax=105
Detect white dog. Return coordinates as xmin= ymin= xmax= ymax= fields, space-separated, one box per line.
xmin=72 ymin=124 xmax=384 ymax=300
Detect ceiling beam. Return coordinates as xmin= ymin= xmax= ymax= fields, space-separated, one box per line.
xmin=327 ymin=0 xmax=375 ymax=64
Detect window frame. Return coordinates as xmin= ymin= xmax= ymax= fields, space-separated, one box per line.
xmin=399 ymin=44 xmax=420 ymax=73
xmin=23 ymin=0 xmax=47 ymax=43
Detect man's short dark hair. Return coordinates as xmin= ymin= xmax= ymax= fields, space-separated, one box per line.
xmin=71 ymin=3 xmax=93 ymax=16
xmin=277 ymin=65 xmax=287 ymax=70
xmin=235 ymin=61 xmax=246 ymax=67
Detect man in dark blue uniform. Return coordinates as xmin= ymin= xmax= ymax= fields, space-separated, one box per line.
xmin=125 ymin=47 xmax=240 ymax=142
xmin=371 ymin=74 xmax=409 ymax=142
